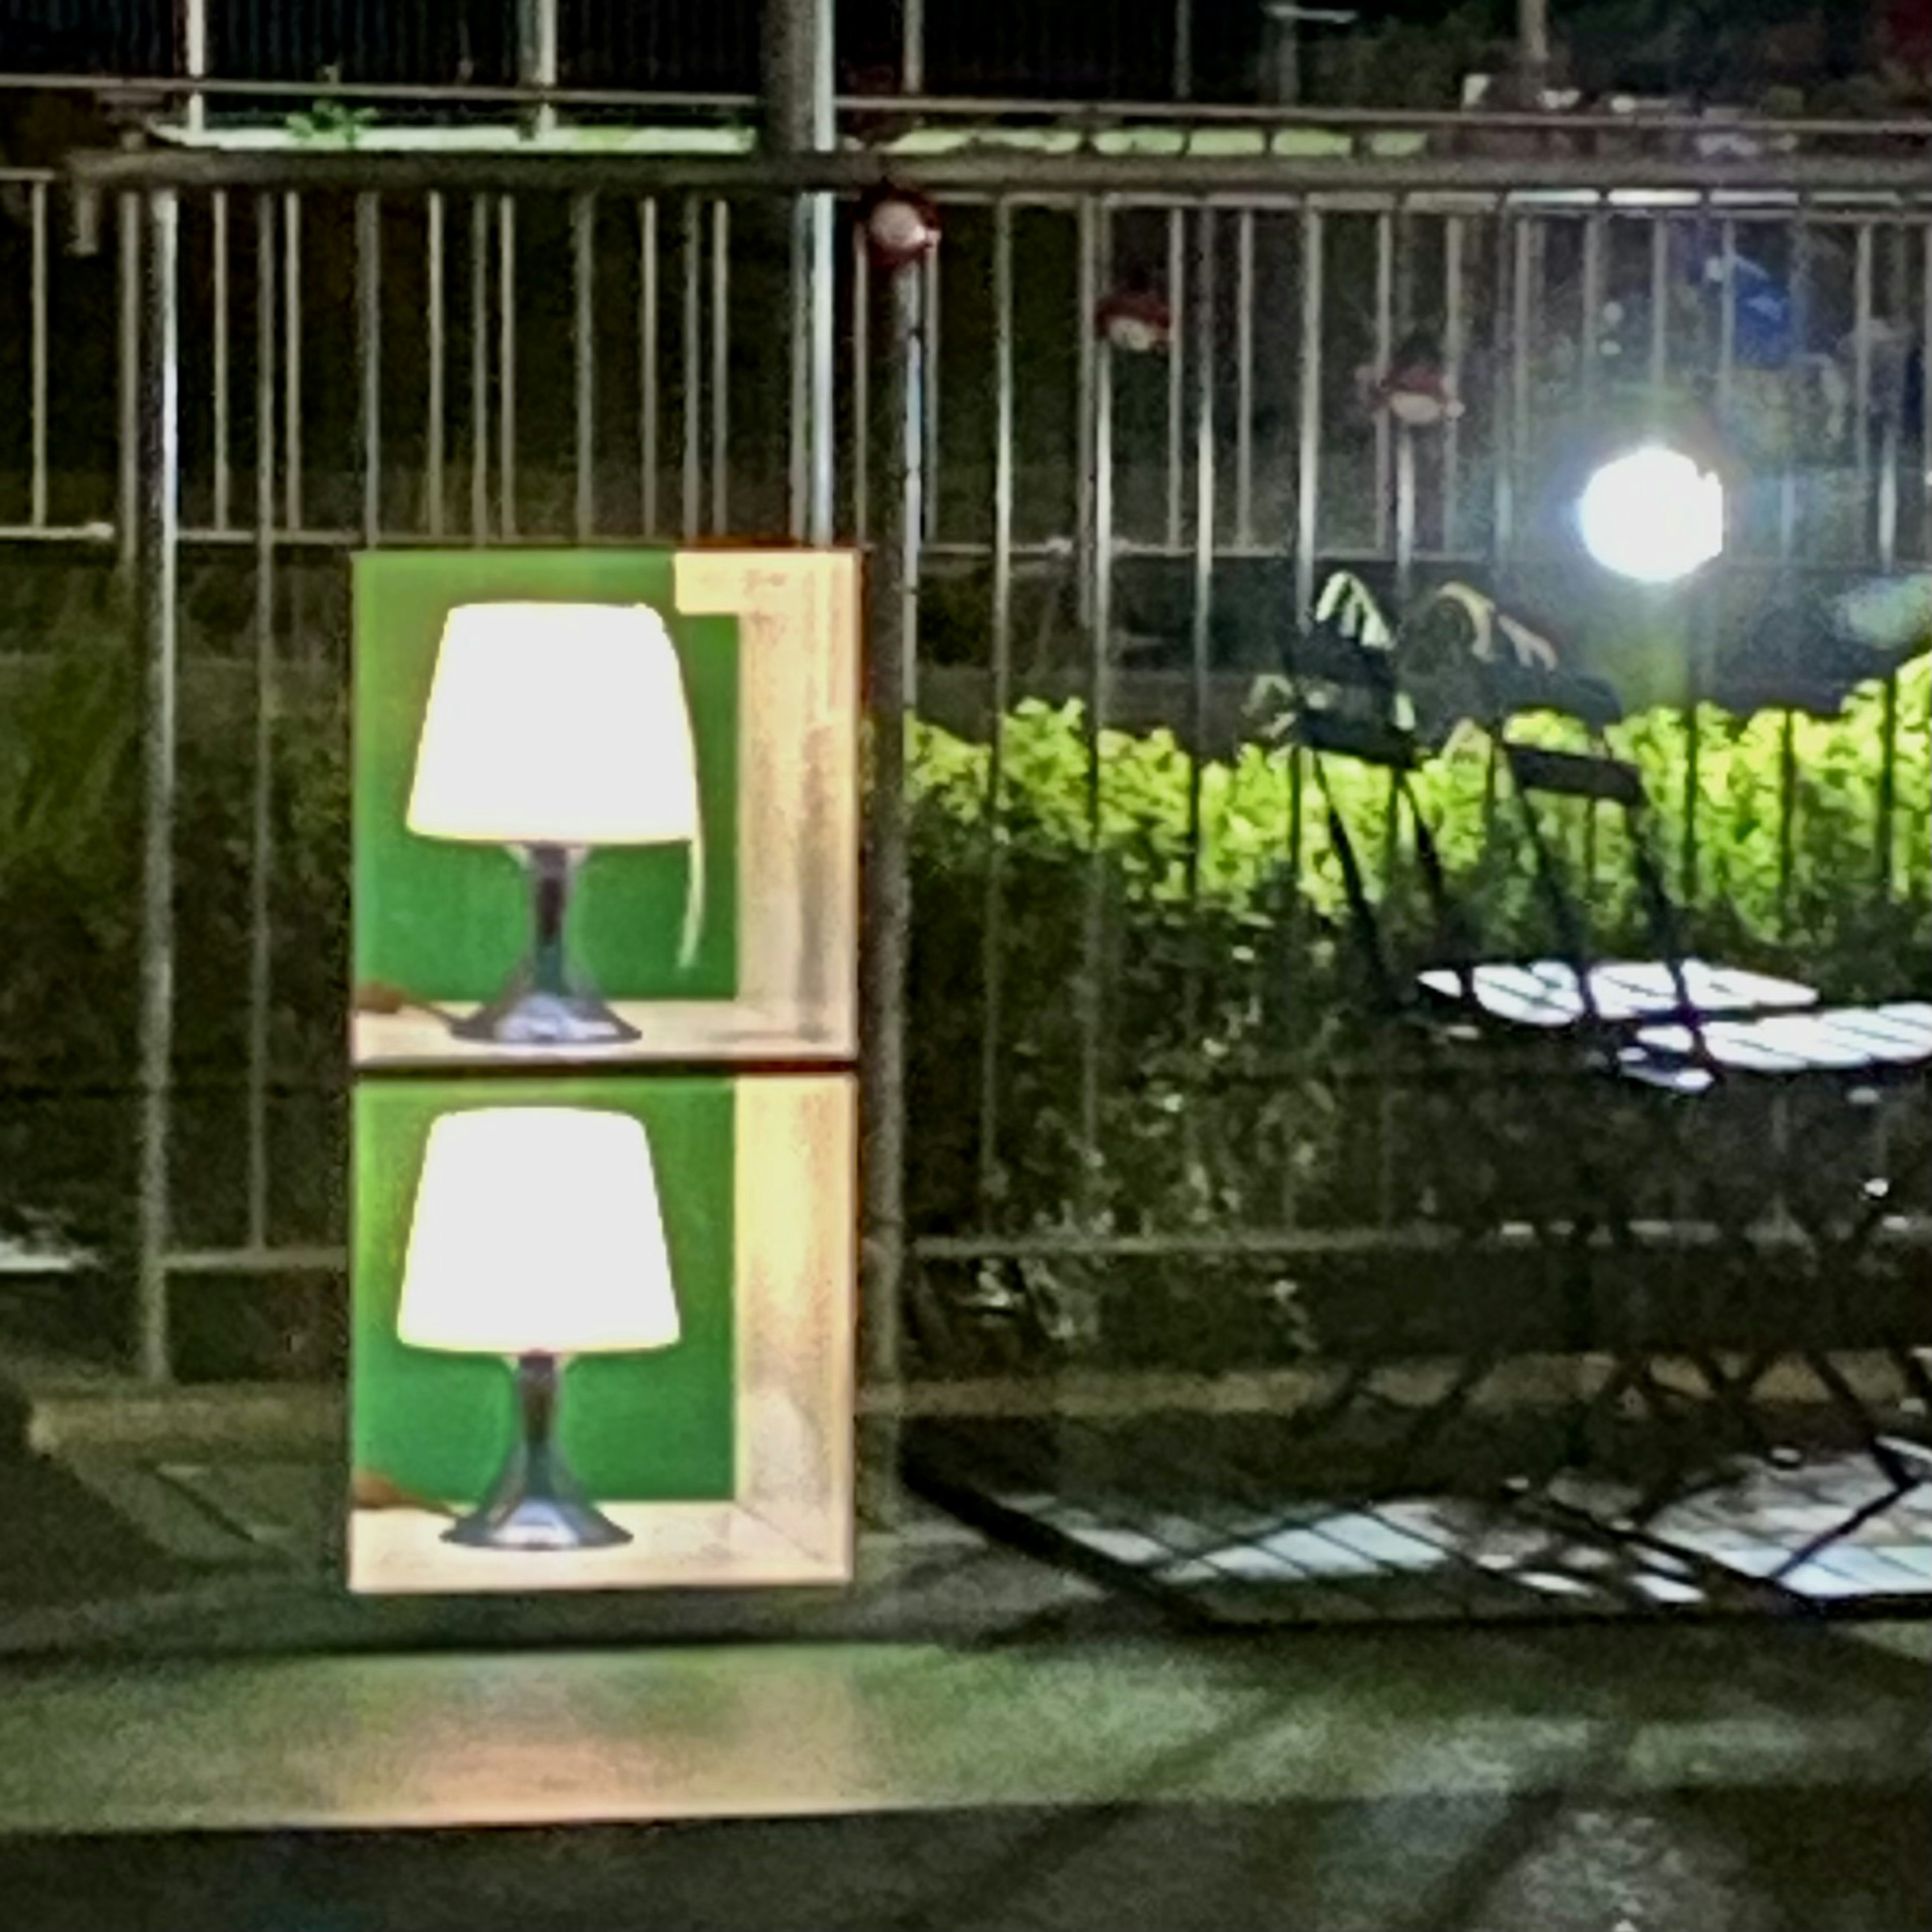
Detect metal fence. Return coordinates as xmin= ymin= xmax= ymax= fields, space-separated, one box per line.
xmin=0 ymin=1 xmax=1242 ymax=101
xmin=4 ymin=136 xmax=1930 ymax=1619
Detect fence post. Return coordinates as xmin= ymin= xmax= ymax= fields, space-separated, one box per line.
xmin=136 ymin=187 xmax=181 ymax=1384
xmin=181 ymin=0 xmax=209 ymax=132
xmin=766 ymin=0 xmax=837 ymax=544
xmin=117 ymin=188 xmax=142 ymax=578
xmin=861 ymin=259 xmax=923 ymax=1526
xmin=518 ymin=0 xmax=559 ymax=136
xmin=1518 ymin=0 xmax=1550 ymax=101
xmin=902 ymin=0 xmax=926 ymax=96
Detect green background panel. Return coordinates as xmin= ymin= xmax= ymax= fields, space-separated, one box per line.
xmin=353 ymin=1076 xmax=737 ymax=1505
xmin=353 ymin=550 xmax=739 ymax=1004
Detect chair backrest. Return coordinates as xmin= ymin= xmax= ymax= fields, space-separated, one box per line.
xmin=1275 ymin=573 xmax=1703 ymax=1047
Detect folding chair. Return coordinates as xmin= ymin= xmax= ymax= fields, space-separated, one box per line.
xmin=1269 ymin=571 xmax=1932 ymax=1512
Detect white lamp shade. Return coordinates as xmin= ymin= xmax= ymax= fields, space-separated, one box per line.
xmin=406 ymin=602 xmax=701 ymax=847
xmin=1578 ymin=446 xmax=1725 ymax=585
xmin=397 ymin=1108 xmax=683 ymax=1357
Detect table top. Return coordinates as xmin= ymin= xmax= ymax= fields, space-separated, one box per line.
xmin=1635 ymin=1002 xmax=1932 ymax=1077
xmin=1417 ymin=958 xmax=1819 ymax=1031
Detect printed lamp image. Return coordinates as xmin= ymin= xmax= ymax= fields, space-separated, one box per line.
xmin=397 ymin=1106 xmax=682 ymax=1552
xmin=407 ymin=601 xmax=702 ymax=1046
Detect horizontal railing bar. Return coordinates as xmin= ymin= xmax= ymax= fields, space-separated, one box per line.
xmin=151 ymin=1217 xmax=1932 ymax=1277
xmin=860 ymin=94 xmax=1932 ymax=142
xmin=67 ymin=147 xmax=1932 ymax=199
xmin=864 ymin=1351 xmax=1924 ymax=1418
xmin=0 ymin=525 xmax=118 ymax=544
xmin=23 ymin=165 xmax=1925 ymax=224
xmin=915 ymin=1218 xmax=1932 ymax=1260
xmin=8 ymin=70 xmax=1931 ymax=145
xmin=164 ymin=1247 xmax=346 ymax=1274
xmin=0 ymin=527 xmax=1909 ymax=577
xmin=0 ymin=72 xmax=758 ymax=110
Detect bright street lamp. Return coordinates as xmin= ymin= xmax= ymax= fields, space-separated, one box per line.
xmin=1577 ymin=445 xmax=1725 ymax=585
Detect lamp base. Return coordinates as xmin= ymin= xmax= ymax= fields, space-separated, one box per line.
xmin=443 ymin=1486 xmax=633 ymax=1552
xmin=443 ymin=1353 xmax=634 ymax=1553
xmin=449 ymin=846 xmax=642 ymax=1049
xmin=450 ymin=984 xmax=641 ymax=1049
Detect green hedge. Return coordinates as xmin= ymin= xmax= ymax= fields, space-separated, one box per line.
xmin=0 ymin=614 xmax=1926 ymax=1364
xmin=904 ymin=662 xmax=1930 ymax=1236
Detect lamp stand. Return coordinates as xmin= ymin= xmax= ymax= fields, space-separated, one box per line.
xmin=452 ymin=842 xmax=640 ymax=1047
xmin=444 ymin=1351 xmax=632 ymax=1551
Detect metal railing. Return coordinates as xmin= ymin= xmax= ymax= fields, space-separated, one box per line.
xmin=4 ymin=0 xmax=1204 ymax=105
xmin=2 ymin=140 xmax=1928 ymax=1394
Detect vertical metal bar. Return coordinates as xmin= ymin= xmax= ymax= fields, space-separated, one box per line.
xmin=1081 ymin=197 xmax=1114 ymax=1203
xmin=29 ymin=180 xmax=49 ymax=529
xmin=1507 ymin=215 xmax=1533 ymax=578
xmin=1773 ymin=215 xmax=1812 ymax=925
xmin=573 ymin=189 xmax=597 ymax=542
xmin=1235 ymin=208 xmax=1255 ymax=548
xmin=1283 ymin=204 xmax=1325 ymax=1226
xmin=1650 ymin=215 xmax=1669 ymax=394
xmin=357 ymin=191 xmax=381 ymax=545
xmin=247 ymin=194 xmax=277 ymax=1255
xmin=183 ymin=0 xmax=208 ymax=131
xmin=118 ymin=190 xmax=141 ymax=573
xmin=1266 ymin=4 xmax=1302 ymax=105
xmin=210 ymin=190 xmax=230 ymax=530
xmin=710 ymin=199 xmax=730 ymax=537
xmin=1923 ymin=225 xmax=1932 ymax=567
xmin=806 ymin=195 xmax=836 ymax=545
xmin=639 ymin=198 xmax=660 ymax=537
xmin=282 ymin=191 xmax=302 ymax=534
xmin=426 ymin=191 xmax=446 ymax=537
xmin=920 ymin=240 xmax=940 ymax=541
xmin=1394 ymin=426 xmax=1417 ymax=604
xmin=1295 ymin=207 xmax=1323 ymax=619
xmin=1187 ymin=205 xmax=1217 ymax=918
xmin=1879 ymin=224 xmax=1903 ymax=572
xmin=1854 ymin=222 xmax=1875 ymax=557
xmin=1579 ymin=211 xmax=1604 ymax=891
xmin=979 ymin=199 xmax=1015 ymax=1207
xmin=1373 ymin=209 xmax=1394 ymax=553
xmin=764 ymin=0 xmax=835 ymax=153
xmin=498 ymin=195 xmax=517 ymax=537
xmin=902 ymin=0 xmax=926 ymax=94
xmin=1877 ymin=227 xmax=1903 ymax=895
xmin=534 ymin=0 xmax=561 ymax=103
xmin=1490 ymin=214 xmax=1516 ymax=569
xmin=861 ymin=260 xmax=921 ymax=1506
xmin=1173 ymin=0 xmax=1193 ymax=99
xmin=682 ymin=196 xmax=701 ymax=537
xmin=520 ymin=0 xmax=560 ymax=136
xmin=136 ymin=188 xmax=180 ymax=1383
xmin=1518 ymin=0 xmax=1551 ymax=97
xmin=1580 ymin=210 xmax=1604 ymax=414
xmin=1718 ymin=219 xmax=1738 ymax=413
xmin=1783 ymin=216 xmax=1809 ymax=567
xmin=1166 ymin=205 xmax=1187 ymax=550
xmin=1441 ymin=213 xmax=1464 ymax=552
xmin=282 ymin=191 xmax=302 ymax=533
xmin=1393 ymin=201 xmax=1415 ymax=344
xmin=1075 ymin=201 xmax=1099 ymax=625
xmin=789 ymin=203 xmax=811 ymax=539
xmin=470 ymin=194 xmax=489 ymax=542
xmin=785 ymin=187 xmax=838 ymax=547
xmin=852 ymin=219 xmax=871 ymax=544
